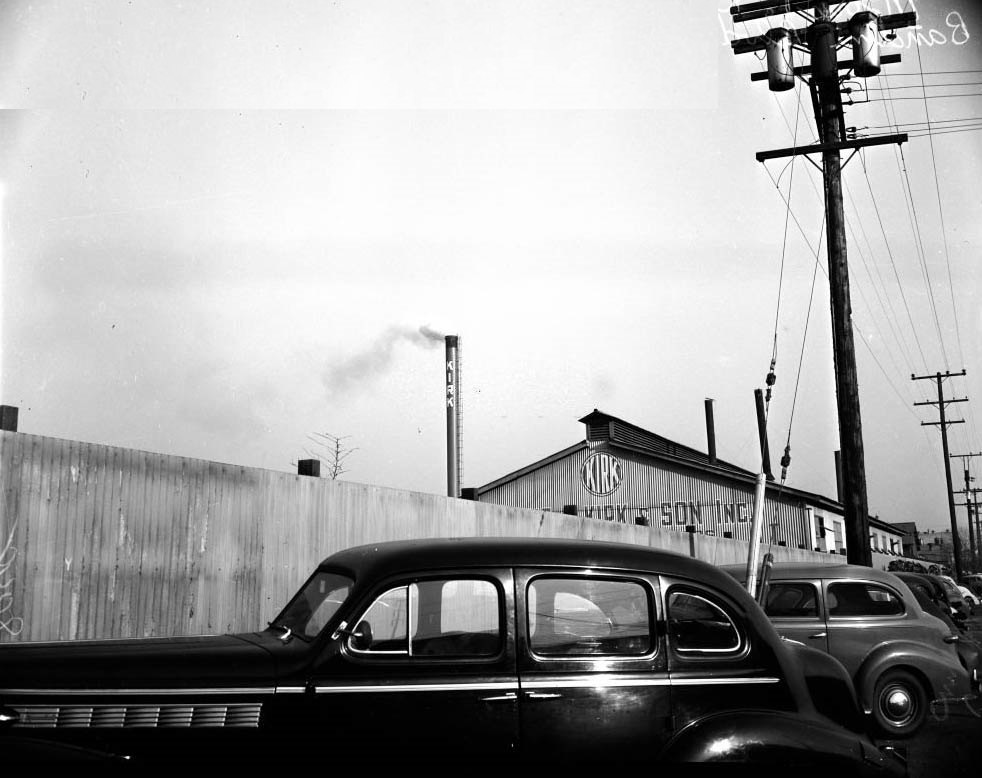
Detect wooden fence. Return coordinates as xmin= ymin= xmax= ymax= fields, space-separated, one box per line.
xmin=1 ymin=429 xmax=840 ymax=643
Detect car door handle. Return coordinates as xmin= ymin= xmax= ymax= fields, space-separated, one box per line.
xmin=808 ymin=632 xmax=827 ymax=639
xmin=480 ymin=692 xmax=518 ymax=702
xmin=525 ymin=691 xmax=562 ymax=699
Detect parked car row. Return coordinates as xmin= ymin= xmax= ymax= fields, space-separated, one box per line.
xmin=0 ymin=538 xmax=908 ymax=775
xmin=722 ymin=562 xmax=981 ymax=739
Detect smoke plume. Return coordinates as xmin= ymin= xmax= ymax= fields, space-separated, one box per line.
xmin=324 ymin=324 xmax=445 ymax=396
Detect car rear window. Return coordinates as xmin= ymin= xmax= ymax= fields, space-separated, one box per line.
xmin=827 ymin=582 xmax=904 ymax=617
xmin=667 ymin=590 xmax=742 ymax=653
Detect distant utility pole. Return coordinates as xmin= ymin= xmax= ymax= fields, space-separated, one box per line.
xmin=953 ymin=451 xmax=982 ymax=571
xmin=913 ymin=370 xmax=968 ymax=580
xmin=729 ymin=2 xmax=916 ymax=567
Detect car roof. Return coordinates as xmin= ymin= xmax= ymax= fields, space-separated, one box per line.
xmin=318 ymin=536 xmax=749 ymax=599
xmin=720 ymin=561 xmax=906 ymax=586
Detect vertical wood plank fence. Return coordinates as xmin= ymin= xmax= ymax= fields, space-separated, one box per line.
xmin=1 ymin=430 xmax=839 ymax=643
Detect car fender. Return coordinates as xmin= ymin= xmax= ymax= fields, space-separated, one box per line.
xmin=783 ymin=639 xmax=868 ymax=732
xmin=660 ymin=709 xmax=887 ymax=771
xmin=855 ymin=640 xmax=972 ymax=709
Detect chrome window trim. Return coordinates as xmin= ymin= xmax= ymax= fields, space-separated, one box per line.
xmin=666 ymin=589 xmax=746 ymax=655
xmin=0 ymin=687 xmax=275 ymax=696
xmin=313 ymin=676 xmax=779 ymax=693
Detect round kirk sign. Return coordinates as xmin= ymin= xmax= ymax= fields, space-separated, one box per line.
xmin=580 ymin=451 xmax=624 ymax=496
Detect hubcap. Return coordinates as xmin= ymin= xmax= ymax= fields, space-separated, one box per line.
xmin=883 ymin=686 xmax=913 ymax=722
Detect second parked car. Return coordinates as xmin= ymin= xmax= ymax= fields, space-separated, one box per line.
xmin=722 ymin=561 xmax=977 ymax=738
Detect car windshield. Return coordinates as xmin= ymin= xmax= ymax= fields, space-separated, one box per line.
xmin=271 ymin=570 xmax=354 ymax=640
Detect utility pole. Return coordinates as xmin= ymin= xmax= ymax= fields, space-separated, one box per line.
xmin=974 ymin=489 xmax=982 ymax=573
xmin=729 ymin=2 xmax=916 ymax=567
xmin=952 ymin=452 xmax=981 ymax=570
xmin=913 ymin=370 xmax=968 ymax=580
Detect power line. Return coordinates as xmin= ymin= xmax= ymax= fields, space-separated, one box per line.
xmin=865 ymin=82 xmax=982 ymax=90
xmin=862 ymin=92 xmax=982 ymax=101
xmin=915 ymin=39 xmax=965 ymax=372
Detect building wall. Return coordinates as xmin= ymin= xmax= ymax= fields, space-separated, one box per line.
xmin=477 ymin=443 xmax=844 ymax=552
xmin=0 ymin=430 xmax=845 ymax=643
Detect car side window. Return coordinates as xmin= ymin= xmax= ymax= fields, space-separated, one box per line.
xmin=667 ymin=589 xmax=742 ymax=653
xmin=763 ymin=582 xmax=819 ymax=618
xmin=349 ymin=578 xmax=501 ymax=658
xmin=827 ymin=582 xmax=904 ymax=617
xmin=527 ymin=577 xmax=652 ymax=656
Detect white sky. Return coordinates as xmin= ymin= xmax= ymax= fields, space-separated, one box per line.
xmin=1 ymin=1 xmax=980 ymax=532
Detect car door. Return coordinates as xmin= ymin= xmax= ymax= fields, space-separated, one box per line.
xmin=514 ymin=568 xmax=671 ymax=765
xmin=824 ymin=578 xmax=908 ymax=678
xmin=305 ymin=568 xmax=519 ymax=765
xmin=761 ymin=579 xmax=830 ymax=653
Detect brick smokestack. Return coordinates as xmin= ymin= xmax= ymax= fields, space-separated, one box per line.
xmin=445 ymin=335 xmax=461 ymax=497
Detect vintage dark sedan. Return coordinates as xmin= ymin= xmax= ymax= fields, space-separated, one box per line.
xmin=0 ymin=537 xmax=907 ymax=775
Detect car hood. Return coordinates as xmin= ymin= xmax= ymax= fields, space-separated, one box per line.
xmin=0 ymin=633 xmax=276 ymax=690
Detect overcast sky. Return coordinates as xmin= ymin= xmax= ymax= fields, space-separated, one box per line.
xmin=1 ymin=1 xmax=980 ymax=532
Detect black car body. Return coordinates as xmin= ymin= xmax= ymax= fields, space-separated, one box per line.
xmin=0 ymin=537 xmax=907 ymax=775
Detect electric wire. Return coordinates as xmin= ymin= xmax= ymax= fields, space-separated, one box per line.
xmin=874 ymin=56 xmax=981 ymax=472
xmin=752 ymin=31 xmax=949 ymax=471
xmin=892 ymin=143 xmax=950 ymax=367
xmin=864 ymin=92 xmax=982 ymax=101
xmin=873 ymin=74 xmax=949 ymax=374
xmin=738 ymin=13 xmax=958 ymax=513
xmin=843 ymin=182 xmax=919 ymax=382
xmin=865 ymin=116 xmax=982 ymax=129
xmin=856 ymin=149 xmax=931 ymax=370
xmin=915 ymin=38 xmax=966 ymax=369
xmin=865 ymin=82 xmax=982 ymax=90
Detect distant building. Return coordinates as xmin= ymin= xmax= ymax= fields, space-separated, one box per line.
xmin=919 ymin=529 xmax=956 ymax=568
xmin=891 ymin=522 xmax=921 ymax=559
xmin=465 ymin=409 xmax=905 ymax=558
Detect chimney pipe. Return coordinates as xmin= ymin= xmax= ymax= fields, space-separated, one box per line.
xmin=754 ymin=389 xmax=773 ymax=481
xmin=445 ymin=335 xmax=460 ymax=497
xmin=0 ymin=405 xmax=18 ymax=432
xmin=704 ymin=398 xmax=717 ymax=464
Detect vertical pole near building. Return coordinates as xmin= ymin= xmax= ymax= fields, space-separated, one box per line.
xmin=754 ymin=389 xmax=773 ymax=480
xmin=914 ymin=370 xmax=967 ymax=581
xmin=975 ymin=489 xmax=982 ymax=572
xmin=966 ymin=467 xmax=977 ymax=564
xmin=746 ymin=471 xmax=769 ymax=600
xmin=705 ymin=398 xmax=717 ymax=465
xmin=445 ymin=335 xmax=460 ymax=498
xmin=952 ymin=453 xmax=981 ymax=569
xmin=729 ymin=2 xmax=915 ymax=569
xmin=810 ymin=3 xmax=870 ymax=567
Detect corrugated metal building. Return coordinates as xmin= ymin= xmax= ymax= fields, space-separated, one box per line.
xmin=466 ymin=409 xmax=903 ymax=556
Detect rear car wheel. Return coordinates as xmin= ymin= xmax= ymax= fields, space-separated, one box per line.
xmin=872 ymin=669 xmax=927 ymax=737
